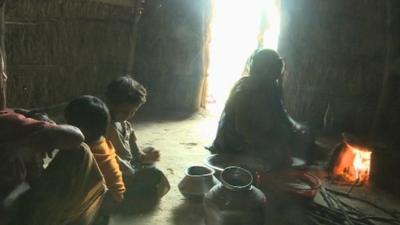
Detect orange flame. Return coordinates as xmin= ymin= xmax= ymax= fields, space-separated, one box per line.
xmin=333 ymin=143 xmax=372 ymax=184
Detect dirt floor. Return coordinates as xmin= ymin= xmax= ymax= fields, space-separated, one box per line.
xmin=108 ymin=111 xmax=400 ymax=225
xmin=109 ymin=110 xmax=218 ymax=225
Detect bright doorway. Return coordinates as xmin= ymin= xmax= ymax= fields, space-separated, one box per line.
xmin=206 ymin=0 xmax=281 ymax=114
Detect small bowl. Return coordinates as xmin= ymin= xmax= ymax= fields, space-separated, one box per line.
xmin=178 ymin=166 xmax=219 ymax=200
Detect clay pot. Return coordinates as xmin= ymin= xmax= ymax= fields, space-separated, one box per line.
xmin=178 ymin=166 xmax=219 ymax=200
xmin=203 ymin=166 xmax=266 ymax=225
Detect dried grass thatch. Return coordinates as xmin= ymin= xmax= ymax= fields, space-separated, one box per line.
xmin=5 ymin=0 xmax=133 ymax=108
xmin=5 ymin=0 xmax=211 ymax=114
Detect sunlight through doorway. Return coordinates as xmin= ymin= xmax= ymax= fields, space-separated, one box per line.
xmin=206 ymin=0 xmax=281 ymax=114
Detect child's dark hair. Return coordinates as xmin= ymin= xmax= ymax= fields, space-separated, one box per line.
xmin=64 ymin=95 xmax=110 ymax=143
xmin=105 ymin=76 xmax=147 ymax=106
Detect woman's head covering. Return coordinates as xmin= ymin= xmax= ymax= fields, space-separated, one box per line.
xmin=249 ymin=49 xmax=283 ymax=80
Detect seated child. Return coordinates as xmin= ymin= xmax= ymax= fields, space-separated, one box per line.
xmin=64 ymin=95 xmax=126 ymax=206
xmin=105 ymin=76 xmax=170 ymax=205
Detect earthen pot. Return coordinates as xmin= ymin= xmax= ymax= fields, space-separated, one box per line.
xmin=203 ymin=166 xmax=266 ymax=225
xmin=178 ymin=166 xmax=219 ymax=201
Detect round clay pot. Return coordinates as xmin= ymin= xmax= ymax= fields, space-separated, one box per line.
xmin=178 ymin=166 xmax=219 ymax=200
xmin=203 ymin=166 xmax=266 ymax=225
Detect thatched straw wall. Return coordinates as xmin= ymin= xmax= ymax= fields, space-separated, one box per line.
xmin=4 ymin=0 xmax=210 ymax=114
xmin=5 ymin=0 xmax=133 ymax=108
xmin=279 ymin=0 xmax=400 ymax=137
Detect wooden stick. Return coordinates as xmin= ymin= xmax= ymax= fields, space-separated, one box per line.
xmin=330 ymin=193 xmax=356 ymax=225
xmin=347 ymin=178 xmax=360 ymax=195
xmin=326 ymin=188 xmax=398 ymax=218
xmin=359 ymin=216 xmax=400 ymax=224
xmin=5 ymin=17 xmax=132 ymax=25
xmin=321 ymin=187 xmax=335 ymax=208
xmin=0 ymin=0 xmax=6 ymax=109
xmin=308 ymin=211 xmax=343 ymax=225
xmin=126 ymin=0 xmax=141 ymax=73
xmin=309 ymin=201 xmax=375 ymax=225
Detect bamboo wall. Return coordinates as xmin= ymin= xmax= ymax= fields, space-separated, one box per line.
xmin=5 ymin=1 xmax=132 ymax=108
xmin=279 ymin=0 xmax=400 ymax=137
xmin=4 ymin=0 xmax=210 ymax=114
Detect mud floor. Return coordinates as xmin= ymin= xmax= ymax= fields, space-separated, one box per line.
xmin=108 ymin=111 xmax=400 ymax=225
xmin=110 ymin=111 xmax=219 ymax=225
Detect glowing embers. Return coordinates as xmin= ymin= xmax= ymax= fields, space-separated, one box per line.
xmin=332 ymin=141 xmax=372 ymax=185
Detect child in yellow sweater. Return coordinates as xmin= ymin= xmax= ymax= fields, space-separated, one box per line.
xmin=65 ymin=96 xmax=126 ymax=206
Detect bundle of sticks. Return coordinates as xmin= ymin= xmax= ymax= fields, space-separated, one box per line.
xmin=307 ymin=187 xmax=400 ymax=225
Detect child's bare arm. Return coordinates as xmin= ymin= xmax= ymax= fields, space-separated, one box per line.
xmin=128 ymin=134 xmax=145 ymax=164
xmin=128 ymin=131 xmax=160 ymax=164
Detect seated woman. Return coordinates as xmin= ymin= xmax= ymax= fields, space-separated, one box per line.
xmin=0 ymin=50 xmax=105 ymax=225
xmin=209 ymin=49 xmax=309 ymax=168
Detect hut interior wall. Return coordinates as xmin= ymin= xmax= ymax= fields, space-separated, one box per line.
xmin=379 ymin=3 xmax=400 ymax=144
xmin=133 ymin=0 xmax=210 ymax=113
xmin=5 ymin=0 xmax=132 ymax=109
xmin=279 ymin=0 xmax=400 ymax=139
xmin=4 ymin=0 xmax=398 ymax=129
xmin=5 ymin=0 xmax=210 ymax=114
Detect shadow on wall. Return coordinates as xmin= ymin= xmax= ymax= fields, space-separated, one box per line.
xmin=278 ymin=0 xmax=400 ymax=136
xmin=134 ymin=0 xmax=211 ymax=113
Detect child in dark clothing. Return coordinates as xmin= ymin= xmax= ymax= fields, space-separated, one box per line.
xmin=65 ymin=96 xmax=126 ymax=206
xmin=105 ymin=76 xmax=170 ymax=208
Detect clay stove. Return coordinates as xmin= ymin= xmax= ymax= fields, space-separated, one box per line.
xmin=331 ymin=133 xmax=372 ymax=185
xmin=328 ymin=133 xmax=400 ymax=197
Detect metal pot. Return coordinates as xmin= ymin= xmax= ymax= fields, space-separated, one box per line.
xmin=203 ymin=166 xmax=266 ymax=225
xmin=178 ymin=165 xmax=219 ymax=200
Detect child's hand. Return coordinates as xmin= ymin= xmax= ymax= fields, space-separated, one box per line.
xmin=141 ymin=147 xmax=160 ymax=164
